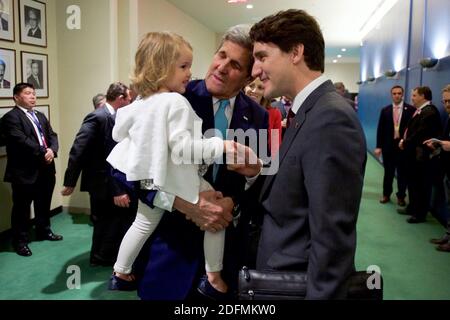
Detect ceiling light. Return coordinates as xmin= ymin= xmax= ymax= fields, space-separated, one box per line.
xmin=419 ymin=57 xmax=438 ymax=69
xmin=246 ymin=4 xmax=253 ymax=9
xmin=227 ymin=0 xmax=247 ymax=3
xmin=337 ymin=54 xmax=342 ymax=58
xmin=333 ymin=59 xmax=338 ymax=63
xmin=341 ymin=48 xmax=347 ymax=52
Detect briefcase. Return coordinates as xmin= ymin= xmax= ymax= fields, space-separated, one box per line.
xmin=238 ymin=266 xmax=383 ymax=300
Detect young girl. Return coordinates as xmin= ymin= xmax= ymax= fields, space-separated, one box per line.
xmin=106 ymin=32 xmax=241 ymax=296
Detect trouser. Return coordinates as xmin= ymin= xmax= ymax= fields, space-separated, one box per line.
xmin=89 ymin=192 xmax=137 ymax=263
xmin=382 ymin=146 xmax=407 ymax=199
xmin=11 ymin=172 xmax=56 ymax=246
xmin=406 ymin=158 xmax=435 ymax=220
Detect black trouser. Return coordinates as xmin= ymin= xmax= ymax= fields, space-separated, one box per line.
xmin=11 ymin=171 xmax=56 ymax=247
xmin=406 ymin=158 xmax=436 ymax=219
xmin=382 ymin=144 xmax=407 ymax=199
xmin=89 ymin=192 xmax=137 ymax=263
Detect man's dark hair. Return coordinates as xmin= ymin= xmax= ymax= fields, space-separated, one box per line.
xmin=414 ymin=86 xmax=432 ymax=101
xmin=391 ymin=85 xmax=404 ymax=93
xmin=13 ymin=82 xmax=35 ymax=96
xmin=106 ymin=82 xmax=128 ymax=101
xmin=249 ymin=9 xmax=325 ymax=72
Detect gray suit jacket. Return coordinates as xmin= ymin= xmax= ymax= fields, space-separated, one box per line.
xmin=257 ymin=80 xmax=367 ymax=299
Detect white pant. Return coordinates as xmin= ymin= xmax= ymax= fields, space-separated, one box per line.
xmin=113 ymin=200 xmax=225 ymax=275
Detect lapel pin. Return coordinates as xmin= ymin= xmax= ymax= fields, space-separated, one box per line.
xmin=243 ymin=116 xmax=248 ymax=121
xmin=295 ymin=122 xmax=300 ymax=129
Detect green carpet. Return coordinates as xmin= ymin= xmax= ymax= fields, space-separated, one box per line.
xmin=0 ymin=154 xmax=449 ymax=300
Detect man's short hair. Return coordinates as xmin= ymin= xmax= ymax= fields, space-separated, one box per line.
xmin=92 ymin=93 xmax=105 ymax=107
xmin=414 ymin=86 xmax=432 ymax=101
xmin=218 ymin=24 xmax=254 ymax=75
xmin=442 ymin=84 xmax=450 ymax=94
xmin=391 ymin=85 xmax=404 ymax=93
xmin=13 ymin=82 xmax=35 ymax=96
xmin=250 ymin=9 xmax=325 ymax=73
xmin=106 ymin=82 xmax=128 ymax=101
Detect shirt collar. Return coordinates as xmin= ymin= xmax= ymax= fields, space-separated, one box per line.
xmin=418 ymin=101 xmax=430 ymax=110
xmin=393 ymin=101 xmax=404 ymax=109
xmin=291 ymin=75 xmax=327 ymax=115
xmin=105 ymin=102 xmax=115 ymax=115
xmin=212 ymin=96 xmax=236 ymax=110
xmin=17 ymin=105 xmax=34 ymax=113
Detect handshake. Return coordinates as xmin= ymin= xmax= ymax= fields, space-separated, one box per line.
xmin=223 ymin=140 xmax=262 ymax=177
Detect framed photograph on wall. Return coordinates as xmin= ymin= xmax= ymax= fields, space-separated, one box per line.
xmin=0 ymin=0 xmax=14 ymax=41
xmin=19 ymin=0 xmax=46 ymax=47
xmin=0 ymin=48 xmax=16 ymax=99
xmin=21 ymin=51 xmax=48 ymax=98
xmin=0 ymin=106 xmax=13 ymax=157
xmin=34 ymin=104 xmax=49 ymax=121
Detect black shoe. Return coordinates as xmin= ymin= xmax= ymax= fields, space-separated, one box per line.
xmin=430 ymin=236 xmax=450 ymax=245
xmin=197 ymin=275 xmax=229 ymax=301
xmin=14 ymin=244 xmax=32 ymax=257
xmin=397 ymin=198 xmax=406 ymax=207
xmin=397 ymin=207 xmax=409 ymax=215
xmin=407 ymin=217 xmax=426 ymax=224
xmin=108 ymin=273 xmax=137 ymax=291
xmin=36 ymin=230 xmax=63 ymax=241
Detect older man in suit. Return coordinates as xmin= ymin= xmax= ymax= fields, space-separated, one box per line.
xmin=245 ymin=9 xmax=366 ymax=299
xmin=62 ymin=82 xmax=137 ymax=266
xmin=0 ymin=83 xmax=60 ymax=257
xmin=374 ymin=86 xmax=415 ymax=206
xmin=134 ymin=25 xmax=269 ymax=300
xmin=0 ymin=59 xmax=11 ymax=89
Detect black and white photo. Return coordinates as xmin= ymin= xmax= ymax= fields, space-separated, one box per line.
xmin=0 ymin=48 xmax=16 ymax=98
xmin=0 ymin=0 xmax=14 ymax=41
xmin=19 ymin=0 xmax=46 ymax=47
xmin=21 ymin=51 xmax=48 ymax=97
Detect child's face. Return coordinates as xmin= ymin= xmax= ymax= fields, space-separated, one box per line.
xmin=165 ymin=46 xmax=193 ymax=94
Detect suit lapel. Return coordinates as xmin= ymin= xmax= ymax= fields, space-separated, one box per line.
xmin=14 ymin=107 xmax=40 ymax=143
xmin=260 ymin=80 xmax=334 ymax=200
xmin=230 ymin=93 xmax=252 ymax=132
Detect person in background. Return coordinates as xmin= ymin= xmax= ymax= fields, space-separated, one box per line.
xmin=424 ymin=84 xmax=450 ymax=251
xmin=399 ymin=86 xmax=442 ymax=223
xmin=62 ymin=82 xmax=137 ymax=266
xmin=0 ymin=83 xmax=61 ymax=257
xmin=26 ymin=8 xmax=41 ymax=38
xmin=92 ymin=93 xmax=106 ymax=109
xmin=334 ymin=82 xmax=356 ymax=110
xmin=27 ymin=60 xmax=42 ymax=90
xmin=0 ymin=59 xmax=11 ymax=89
xmin=245 ymin=77 xmax=282 ymax=153
xmin=374 ymin=85 xmax=415 ymax=206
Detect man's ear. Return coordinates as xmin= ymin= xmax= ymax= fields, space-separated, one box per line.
xmin=291 ymin=44 xmax=304 ymax=65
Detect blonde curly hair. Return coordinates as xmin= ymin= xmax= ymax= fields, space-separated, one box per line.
xmin=131 ymin=32 xmax=192 ymax=98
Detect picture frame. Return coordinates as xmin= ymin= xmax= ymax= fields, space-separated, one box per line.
xmin=0 ymin=106 xmax=13 ymax=157
xmin=35 ymin=104 xmax=49 ymax=121
xmin=0 ymin=47 xmax=16 ymax=99
xmin=0 ymin=0 xmax=14 ymax=42
xmin=19 ymin=0 xmax=46 ymax=47
xmin=21 ymin=51 xmax=48 ymax=98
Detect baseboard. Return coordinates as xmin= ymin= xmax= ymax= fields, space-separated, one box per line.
xmin=0 ymin=205 xmax=64 ymax=241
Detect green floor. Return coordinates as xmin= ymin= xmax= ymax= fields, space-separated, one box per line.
xmin=0 ymin=155 xmax=449 ymax=300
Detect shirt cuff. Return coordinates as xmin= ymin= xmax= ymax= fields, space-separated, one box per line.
xmin=244 ymin=159 xmax=263 ymax=191
xmin=154 ymin=191 xmax=176 ymax=212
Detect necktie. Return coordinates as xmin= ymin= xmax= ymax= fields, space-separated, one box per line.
xmin=28 ymin=110 xmax=48 ymax=148
xmin=286 ymin=109 xmax=296 ymax=129
xmin=213 ymin=99 xmax=230 ymax=181
xmin=393 ymin=106 xmax=400 ymax=139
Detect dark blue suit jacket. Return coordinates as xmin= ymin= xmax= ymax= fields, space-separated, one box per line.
xmin=135 ymin=80 xmax=269 ymax=300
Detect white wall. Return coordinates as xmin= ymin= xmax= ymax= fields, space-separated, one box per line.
xmin=324 ymin=63 xmax=360 ymax=93
xmin=136 ymin=0 xmax=216 ymax=79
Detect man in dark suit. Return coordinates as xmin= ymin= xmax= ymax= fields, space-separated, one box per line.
xmin=135 ymin=25 xmax=269 ymax=300
xmin=0 ymin=59 xmax=10 ymax=89
xmin=399 ymin=86 xmax=442 ymax=223
xmin=27 ymin=61 xmax=42 ymax=90
xmin=0 ymin=83 xmax=61 ymax=257
xmin=62 ymin=82 xmax=137 ymax=266
xmin=246 ymin=9 xmax=367 ymax=299
xmin=26 ymin=8 xmax=41 ymax=39
xmin=374 ymin=85 xmax=415 ymax=206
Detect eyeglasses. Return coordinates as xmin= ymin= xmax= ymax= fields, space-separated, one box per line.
xmin=442 ymin=100 xmax=450 ymax=105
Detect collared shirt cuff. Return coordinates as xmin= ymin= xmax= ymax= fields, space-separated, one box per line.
xmin=244 ymin=159 xmax=263 ymax=191
xmin=154 ymin=191 xmax=176 ymax=212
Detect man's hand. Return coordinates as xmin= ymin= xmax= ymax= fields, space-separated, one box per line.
xmin=399 ymin=139 xmax=404 ymax=150
xmin=374 ymin=148 xmax=382 ymax=158
xmin=44 ymin=148 xmax=54 ymax=164
xmin=174 ymin=190 xmax=233 ymax=233
xmin=61 ymin=186 xmax=74 ymax=196
xmin=227 ymin=142 xmax=262 ymax=177
xmin=114 ymin=194 xmax=131 ymax=208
